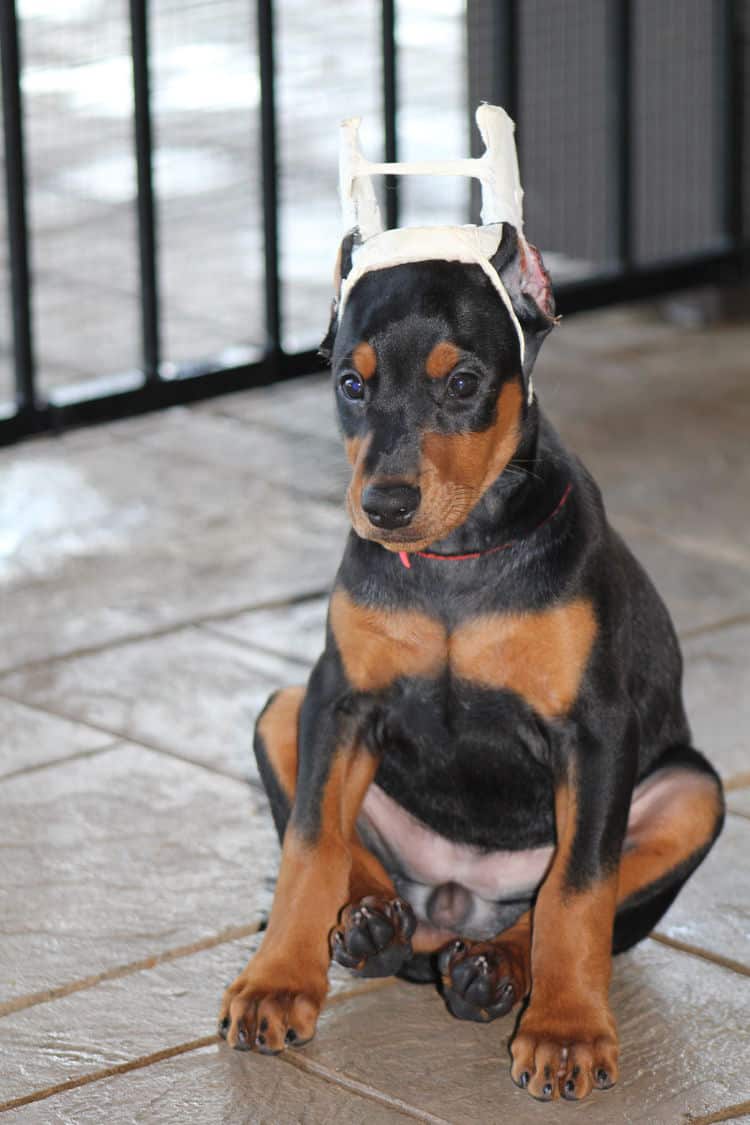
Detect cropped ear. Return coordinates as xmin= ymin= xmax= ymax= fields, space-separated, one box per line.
xmin=490 ymin=223 xmax=558 ymax=379
xmin=319 ymin=228 xmax=360 ymax=362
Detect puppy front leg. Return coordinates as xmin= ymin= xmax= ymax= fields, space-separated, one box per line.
xmin=510 ymin=717 xmax=637 ymax=1102
xmin=220 ymin=662 xmax=378 ymax=1054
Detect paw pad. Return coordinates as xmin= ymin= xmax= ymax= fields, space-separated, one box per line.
xmin=331 ymin=895 xmax=416 ymax=978
xmin=439 ymin=938 xmax=519 ymax=1023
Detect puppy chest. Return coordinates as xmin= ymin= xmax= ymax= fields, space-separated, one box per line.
xmin=331 ymin=589 xmax=597 ymax=718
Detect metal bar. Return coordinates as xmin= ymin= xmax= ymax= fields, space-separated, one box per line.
xmin=611 ymin=0 xmax=632 ymax=267
xmin=381 ymin=0 xmax=399 ymax=229
xmin=0 ymin=348 xmax=324 ymax=446
xmin=718 ymin=0 xmax=743 ymax=249
xmin=466 ymin=0 xmax=515 ymax=225
xmin=129 ymin=0 xmax=161 ymax=381
xmin=492 ymin=0 xmax=518 ymax=126
xmin=257 ymin=0 xmax=282 ymax=356
xmin=2 ymin=245 xmax=745 ymax=448
xmin=0 ymin=1 xmax=36 ymax=412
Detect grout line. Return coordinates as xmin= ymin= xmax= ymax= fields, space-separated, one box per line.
xmin=0 ymin=587 xmax=331 ymax=680
xmin=649 ymin=932 xmax=750 ymax=978
xmin=198 ymin=624 xmax=316 ymax=670
xmin=0 ymin=688 xmax=255 ymax=787
xmin=686 ymin=1099 xmax=750 ymax=1124
xmin=0 ymin=980 xmax=401 ymax=1116
xmin=0 ymin=1036 xmax=217 ymax=1114
xmin=0 ymin=917 xmax=392 ymax=1024
xmin=727 ymin=808 xmax=750 ymax=823
xmin=0 ymin=922 xmax=263 ymax=1019
xmin=679 ymin=613 xmax=750 ymax=642
xmin=0 ymin=741 xmax=118 ymax=784
xmin=280 ymin=1051 xmax=451 ymax=1124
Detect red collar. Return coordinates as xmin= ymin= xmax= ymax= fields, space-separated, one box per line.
xmin=398 ymin=482 xmax=572 ymax=569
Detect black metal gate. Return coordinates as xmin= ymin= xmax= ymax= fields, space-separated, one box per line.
xmin=0 ymin=0 xmax=746 ymax=447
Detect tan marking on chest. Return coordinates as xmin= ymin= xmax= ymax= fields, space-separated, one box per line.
xmin=330 ymin=588 xmax=447 ymax=691
xmin=450 ymin=600 xmax=597 ymax=717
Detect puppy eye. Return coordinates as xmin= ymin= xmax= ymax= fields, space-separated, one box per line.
xmin=446 ymin=370 xmax=479 ymax=399
xmin=339 ymin=372 xmax=365 ymax=400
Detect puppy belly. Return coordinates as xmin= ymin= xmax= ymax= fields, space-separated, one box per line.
xmin=358 ymin=783 xmax=553 ymax=939
xmin=358 ymin=770 xmax=700 ymax=939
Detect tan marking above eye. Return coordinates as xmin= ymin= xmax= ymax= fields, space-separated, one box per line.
xmin=450 ymin=599 xmax=598 ymax=718
xmin=330 ymin=588 xmax=447 ymax=692
xmin=425 ymin=341 xmax=461 ymax=379
xmin=351 ymin=342 xmax=377 ymax=380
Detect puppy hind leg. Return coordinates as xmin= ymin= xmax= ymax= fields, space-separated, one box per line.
xmin=439 ymin=753 xmax=723 ymax=1032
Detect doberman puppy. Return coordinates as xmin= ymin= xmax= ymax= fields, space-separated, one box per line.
xmin=219 ymin=225 xmax=724 ymax=1102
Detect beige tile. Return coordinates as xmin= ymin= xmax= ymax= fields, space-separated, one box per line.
xmin=612 ymin=521 xmax=750 ymax=637
xmin=682 ymin=623 xmax=750 ymax=780
xmin=200 ymin=372 xmax=339 ymax=442
xmin=0 ymin=744 xmax=276 ymax=1004
xmin=541 ymin=325 xmax=750 ymax=562
xmin=727 ymin=790 xmax=750 ymax=818
xmin=0 ymin=436 xmax=346 ymax=673
xmin=126 ymin=408 xmax=350 ymax=506
xmin=5 ymin=943 xmax=748 ymax=1124
xmin=206 ymin=596 xmax=328 ymax=667
xmin=542 ymin=303 xmax=684 ymax=364
xmin=0 ymin=933 xmax=384 ymax=1104
xmin=0 ymin=698 xmax=112 ymax=780
xmin=0 ymin=627 xmax=307 ymax=781
xmin=4 ymin=1045 xmax=412 ymax=1124
xmin=297 ymin=940 xmax=750 ymax=1124
xmin=655 ymin=815 xmax=750 ymax=969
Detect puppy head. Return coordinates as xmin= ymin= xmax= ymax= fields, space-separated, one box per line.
xmin=322 ymin=225 xmax=556 ymax=551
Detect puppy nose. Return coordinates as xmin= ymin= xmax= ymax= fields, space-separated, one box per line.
xmin=361 ymin=483 xmax=421 ymax=529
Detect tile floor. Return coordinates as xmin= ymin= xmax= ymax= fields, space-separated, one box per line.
xmin=0 ymin=303 xmax=748 ymax=1123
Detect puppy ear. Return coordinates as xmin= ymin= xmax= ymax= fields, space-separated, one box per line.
xmin=490 ymin=223 xmax=558 ymax=378
xmin=319 ymin=228 xmax=360 ymax=361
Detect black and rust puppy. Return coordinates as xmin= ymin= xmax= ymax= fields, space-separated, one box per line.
xmin=220 ymin=225 xmax=724 ymax=1101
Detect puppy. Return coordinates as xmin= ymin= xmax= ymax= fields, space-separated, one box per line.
xmin=220 ymin=219 xmax=723 ymax=1103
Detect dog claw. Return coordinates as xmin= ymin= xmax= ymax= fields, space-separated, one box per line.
xmin=437 ymin=938 xmax=465 ymax=976
xmin=330 ymin=928 xmax=361 ymax=969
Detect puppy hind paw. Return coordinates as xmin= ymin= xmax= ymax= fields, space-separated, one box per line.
xmin=438 ymin=938 xmax=519 ymax=1023
xmin=331 ymin=895 xmax=416 ymax=978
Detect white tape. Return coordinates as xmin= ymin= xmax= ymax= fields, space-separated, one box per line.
xmin=337 ymin=105 xmax=528 ymax=374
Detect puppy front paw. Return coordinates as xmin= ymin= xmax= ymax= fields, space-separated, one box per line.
xmin=510 ymin=1005 xmax=618 ymax=1101
xmin=219 ymin=957 xmax=327 ymax=1055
